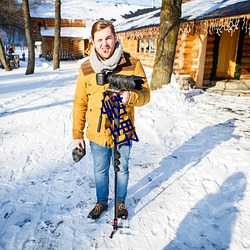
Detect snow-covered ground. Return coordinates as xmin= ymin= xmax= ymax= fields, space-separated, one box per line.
xmin=0 ymin=50 xmax=249 ymax=250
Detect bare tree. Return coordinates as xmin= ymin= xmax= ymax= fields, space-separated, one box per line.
xmin=0 ymin=0 xmax=24 ymax=38
xmin=0 ymin=37 xmax=11 ymax=71
xmin=0 ymin=0 xmax=23 ymax=71
xmin=151 ymin=0 xmax=182 ymax=90
xmin=22 ymin=0 xmax=35 ymax=75
xmin=53 ymin=0 xmax=61 ymax=70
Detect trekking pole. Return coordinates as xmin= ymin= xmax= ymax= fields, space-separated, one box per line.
xmin=110 ymin=96 xmax=121 ymax=238
xmin=97 ymin=89 xmax=123 ymax=238
xmin=110 ymin=149 xmax=120 ymax=238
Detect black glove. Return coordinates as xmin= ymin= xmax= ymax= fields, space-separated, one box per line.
xmin=72 ymin=146 xmax=86 ymax=162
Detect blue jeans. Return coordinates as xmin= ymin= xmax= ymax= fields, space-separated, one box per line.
xmin=90 ymin=141 xmax=132 ymax=205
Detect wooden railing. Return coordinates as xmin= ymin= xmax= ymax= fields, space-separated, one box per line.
xmin=46 ymin=51 xmax=83 ymax=61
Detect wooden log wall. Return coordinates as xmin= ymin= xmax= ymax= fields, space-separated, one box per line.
xmin=32 ymin=18 xmax=86 ymax=29
xmin=173 ymin=34 xmax=185 ymax=75
xmin=183 ymin=35 xmax=198 ymax=79
xmin=120 ymin=39 xmax=137 ymax=54
xmin=72 ymin=38 xmax=87 ymax=56
xmin=41 ymin=37 xmax=53 ymax=58
xmin=134 ymin=53 xmax=156 ymax=68
xmin=41 ymin=37 xmax=86 ymax=58
xmin=61 ymin=38 xmax=74 ymax=52
xmin=173 ymin=34 xmax=198 ymax=80
xmin=120 ymin=38 xmax=156 ymax=68
xmin=120 ymin=31 xmax=200 ymax=78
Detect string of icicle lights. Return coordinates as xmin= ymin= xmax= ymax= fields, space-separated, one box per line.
xmin=179 ymin=16 xmax=250 ymax=36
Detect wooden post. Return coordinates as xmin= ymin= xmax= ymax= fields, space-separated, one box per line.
xmin=195 ymin=32 xmax=207 ymax=88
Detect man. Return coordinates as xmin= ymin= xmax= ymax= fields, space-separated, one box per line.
xmin=72 ymin=20 xmax=150 ymax=220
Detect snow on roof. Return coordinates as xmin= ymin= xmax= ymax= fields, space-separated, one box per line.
xmin=30 ymin=0 xmax=151 ymax=20
xmin=114 ymin=8 xmax=160 ymax=32
xmin=40 ymin=27 xmax=92 ymax=39
xmin=182 ymin=0 xmax=250 ymax=21
xmin=114 ymin=0 xmax=250 ymax=32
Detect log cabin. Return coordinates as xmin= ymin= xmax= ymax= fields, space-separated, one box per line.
xmin=30 ymin=1 xmax=152 ymax=61
xmin=31 ymin=18 xmax=92 ymax=60
xmin=115 ymin=0 xmax=250 ymax=94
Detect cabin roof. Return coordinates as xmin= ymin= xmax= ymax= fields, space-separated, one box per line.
xmin=182 ymin=0 xmax=250 ymax=21
xmin=115 ymin=0 xmax=250 ymax=32
xmin=115 ymin=8 xmax=160 ymax=33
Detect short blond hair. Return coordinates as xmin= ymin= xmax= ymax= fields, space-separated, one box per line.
xmin=91 ymin=20 xmax=116 ymax=40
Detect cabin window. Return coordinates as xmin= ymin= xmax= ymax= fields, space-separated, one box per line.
xmin=137 ymin=39 xmax=143 ymax=53
xmin=150 ymin=38 xmax=155 ymax=53
xmin=137 ymin=38 xmax=156 ymax=54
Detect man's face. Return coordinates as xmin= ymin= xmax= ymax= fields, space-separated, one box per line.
xmin=93 ymin=27 xmax=117 ymax=60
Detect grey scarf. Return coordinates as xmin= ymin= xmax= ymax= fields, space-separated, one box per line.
xmin=90 ymin=41 xmax=123 ymax=73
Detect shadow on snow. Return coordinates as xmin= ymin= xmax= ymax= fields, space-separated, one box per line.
xmin=127 ymin=118 xmax=243 ymax=248
xmin=0 ymin=100 xmax=73 ymax=117
xmin=164 ymin=172 xmax=247 ymax=249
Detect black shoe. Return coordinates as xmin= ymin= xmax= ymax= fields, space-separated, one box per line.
xmin=117 ymin=202 xmax=128 ymax=219
xmin=87 ymin=202 xmax=108 ymax=220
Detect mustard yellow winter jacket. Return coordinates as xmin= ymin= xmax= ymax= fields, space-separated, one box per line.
xmin=72 ymin=52 xmax=150 ymax=148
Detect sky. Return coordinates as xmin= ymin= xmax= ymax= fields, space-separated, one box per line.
xmin=0 ymin=47 xmax=249 ymax=250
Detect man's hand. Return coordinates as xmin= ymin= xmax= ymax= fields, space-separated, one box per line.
xmin=72 ymin=139 xmax=86 ymax=162
xmin=74 ymin=139 xmax=85 ymax=149
xmin=119 ymin=91 xmax=130 ymax=104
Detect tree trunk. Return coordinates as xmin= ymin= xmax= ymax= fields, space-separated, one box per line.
xmin=151 ymin=0 xmax=182 ymax=90
xmin=0 ymin=37 xmax=11 ymax=71
xmin=22 ymin=0 xmax=35 ymax=75
xmin=53 ymin=0 xmax=61 ymax=70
